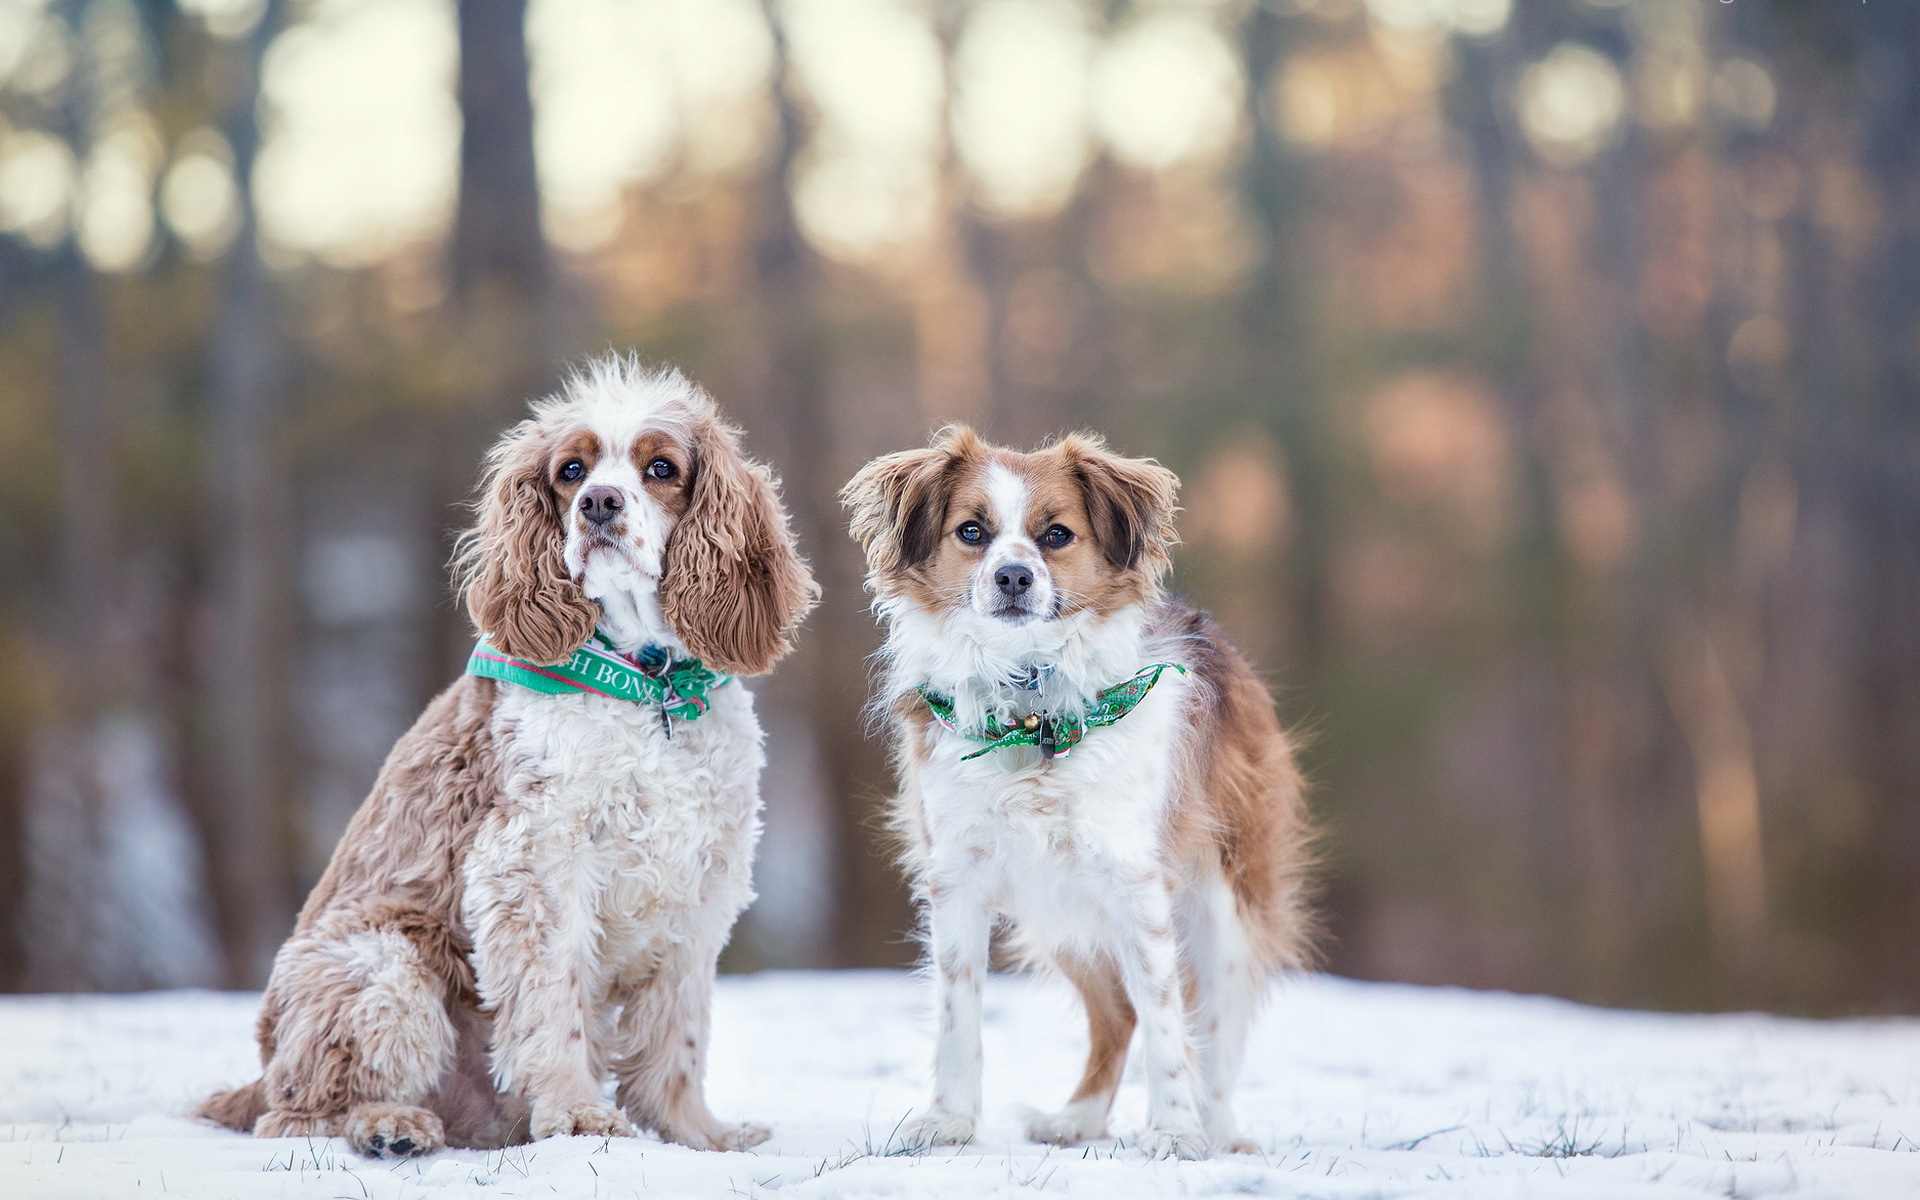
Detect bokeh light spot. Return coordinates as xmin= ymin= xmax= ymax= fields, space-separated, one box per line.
xmin=1091 ymin=11 xmax=1241 ymax=172
xmin=1516 ymin=42 xmax=1625 ymax=167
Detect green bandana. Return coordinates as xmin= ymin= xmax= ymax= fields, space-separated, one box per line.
xmin=467 ymin=633 xmax=730 ymax=727
xmin=916 ymin=663 xmax=1186 ymax=760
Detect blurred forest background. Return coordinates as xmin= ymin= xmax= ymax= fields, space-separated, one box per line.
xmin=0 ymin=0 xmax=1915 ymax=1016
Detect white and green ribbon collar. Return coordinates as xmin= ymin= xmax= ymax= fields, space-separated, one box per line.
xmin=467 ymin=632 xmax=730 ymax=725
xmin=917 ymin=662 xmax=1186 ymax=760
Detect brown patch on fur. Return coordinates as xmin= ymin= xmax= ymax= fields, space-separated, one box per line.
xmin=550 ymin=428 xmax=601 ymax=482
xmin=1160 ymin=604 xmax=1319 ymax=973
xmin=628 ymin=431 xmax=692 ymax=511
xmin=841 ymin=424 xmax=986 ymax=592
xmin=660 ymin=412 xmax=818 ymax=675
xmin=1052 ymin=433 xmax=1180 ymax=577
xmin=455 ymin=421 xmax=600 ymax=666
xmin=877 ymin=692 xmax=939 ymax=871
xmin=293 ymin=679 xmax=502 ymax=954
xmin=1057 ymin=954 xmax=1136 ymax=1109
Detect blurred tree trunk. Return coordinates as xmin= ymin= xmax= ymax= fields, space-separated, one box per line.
xmin=200 ymin=0 xmax=297 ymax=988
xmin=1850 ymin=0 xmax=1920 ymax=998
xmin=18 ymin=0 xmax=227 ymax=992
xmin=452 ymin=0 xmax=547 ymax=305
xmin=24 ymin=0 xmax=224 ymax=991
xmin=436 ymin=0 xmax=556 ymax=680
xmin=965 ymin=216 xmax=1014 ymax=440
xmin=1236 ymin=2 xmax=1325 ymax=683
xmin=1584 ymin=36 xmax=1709 ymax=1003
xmin=1055 ymin=153 xmax=1117 ymax=441
xmin=918 ymin=0 xmax=992 ymax=429
xmin=747 ymin=0 xmax=912 ymax=967
xmin=1446 ymin=16 xmax=1629 ymax=1000
xmin=18 ymin=0 xmax=128 ymax=990
xmin=23 ymin=244 xmax=114 ymax=991
xmin=0 ymin=730 xmax=20 ymax=990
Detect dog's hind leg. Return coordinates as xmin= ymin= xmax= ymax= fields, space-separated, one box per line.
xmin=1024 ymin=953 xmax=1135 ymax=1146
xmin=1184 ymin=878 xmax=1266 ymax=1154
xmin=254 ymin=927 xmax=457 ymax=1158
xmin=430 ymin=1001 xmax=532 ymax=1150
xmin=1113 ymin=875 xmax=1209 ymax=1160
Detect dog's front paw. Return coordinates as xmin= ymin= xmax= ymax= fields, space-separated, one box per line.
xmin=532 ymin=1100 xmax=636 ymax=1140
xmin=1137 ymin=1127 xmax=1209 ymax=1160
xmin=897 ymin=1111 xmax=975 ymax=1151
xmin=346 ymin=1103 xmax=444 ymax=1159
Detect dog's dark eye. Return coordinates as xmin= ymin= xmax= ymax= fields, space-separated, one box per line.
xmin=1042 ymin=524 xmax=1073 ymax=549
xmin=957 ymin=521 xmax=986 ymax=545
xmin=559 ymin=459 xmax=585 ymax=482
xmin=647 ymin=458 xmax=677 ymax=481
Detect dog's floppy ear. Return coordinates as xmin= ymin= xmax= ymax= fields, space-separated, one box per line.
xmin=1058 ymin=433 xmax=1181 ymax=580
xmin=455 ymin=419 xmax=599 ymax=666
xmin=659 ymin=414 xmax=818 ymax=676
xmin=841 ymin=424 xmax=981 ymax=577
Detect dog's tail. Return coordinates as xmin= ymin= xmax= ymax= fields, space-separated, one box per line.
xmin=194 ymin=1079 xmax=268 ymax=1132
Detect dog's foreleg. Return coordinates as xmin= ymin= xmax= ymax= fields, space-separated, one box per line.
xmin=899 ymin=873 xmax=992 ymax=1150
xmin=612 ymin=939 xmax=770 ymax=1152
xmin=465 ymin=819 xmax=633 ymax=1142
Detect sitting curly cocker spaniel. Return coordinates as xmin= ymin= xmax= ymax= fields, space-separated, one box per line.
xmin=198 ymin=358 xmax=814 ymax=1157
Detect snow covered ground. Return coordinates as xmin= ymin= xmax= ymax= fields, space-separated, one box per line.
xmin=3 ymin=971 xmax=1919 ymax=1199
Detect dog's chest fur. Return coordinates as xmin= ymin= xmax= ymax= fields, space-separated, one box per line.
xmin=469 ymin=683 xmax=763 ymax=989
xmin=911 ymin=670 xmax=1189 ymax=948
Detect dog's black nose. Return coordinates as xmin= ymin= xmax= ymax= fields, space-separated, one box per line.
xmin=996 ymin=563 xmax=1034 ymax=597
xmin=387 ymin=1138 xmax=414 ymax=1156
xmin=579 ymin=485 xmax=623 ymax=525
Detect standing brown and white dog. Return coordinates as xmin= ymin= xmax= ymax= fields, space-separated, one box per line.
xmin=198 ymin=358 xmax=814 ymax=1157
xmin=843 ymin=426 xmax=1314 ymax=1160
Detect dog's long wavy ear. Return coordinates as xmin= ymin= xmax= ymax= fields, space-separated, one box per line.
xmin=1059 ymin=433 xmax=1181 ymax=582
xmin=660 ymin=415 xmax=818 ymax=676
xmin=840 ymin=425 xmax=982 ymax=578
xmin=454 ymin=419 xmax=598 ymax=666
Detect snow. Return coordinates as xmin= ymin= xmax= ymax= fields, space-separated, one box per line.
xmin=3 ymin=971 xmax=1919 ymax=1199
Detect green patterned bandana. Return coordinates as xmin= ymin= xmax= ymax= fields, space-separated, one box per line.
xmin=467 ymin=633 xmax=730 ymax=730
xmin=916 ymin=663 xmax=1186 ymax=760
